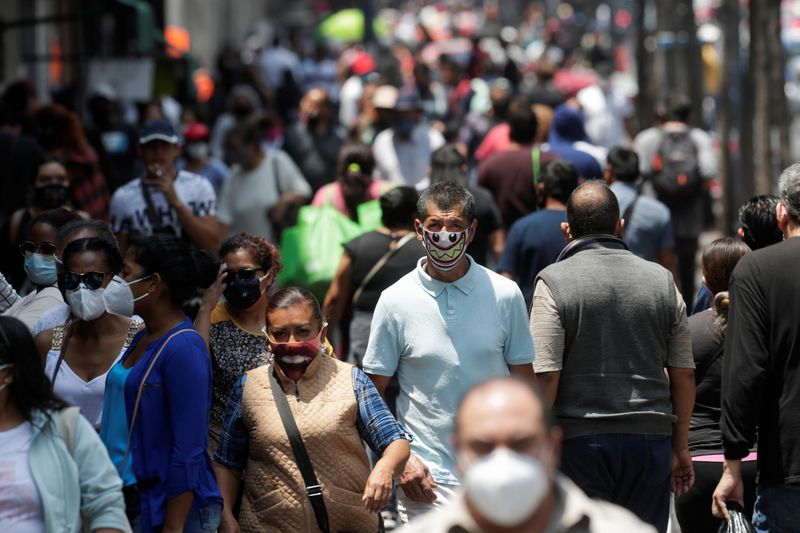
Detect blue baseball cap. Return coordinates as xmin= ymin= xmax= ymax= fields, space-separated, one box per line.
xmin=139 ymin=119 xmax=180 ymax=145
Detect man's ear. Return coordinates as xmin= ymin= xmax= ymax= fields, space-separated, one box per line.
xmin=777 ymin=202 xmax=790 ymax=235
xmin=615 ymin=218 xmax=625 ymax=239
xmin=603 ymin=166 xmax=613 ymax=184
xmin=560 ymin=222 xmax=572 ymax=243
xmin=414 ymin=219 xmax=424 ymax=241
xmin=737 ymin=227 xmax=746 ymax=241
xmin=468 ymin=219 xmax=478 ymax=243
xmin=536 ymin=183 xmax=546 ymax=204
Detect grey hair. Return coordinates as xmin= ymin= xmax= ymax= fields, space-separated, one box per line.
xmin=778 ymin=163 xmax=800 ymax=220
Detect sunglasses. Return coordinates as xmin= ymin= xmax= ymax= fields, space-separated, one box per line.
xmin=19 ymin=240 xmax=58 ymax=258
xmin=226 ymin=268 xmax=265 ymax=281
xmin=60 ymin=271 xmax=112 ymax=291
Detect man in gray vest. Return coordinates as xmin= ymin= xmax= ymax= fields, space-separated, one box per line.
xmin=530 ymin=181 xmax=696 ymax=533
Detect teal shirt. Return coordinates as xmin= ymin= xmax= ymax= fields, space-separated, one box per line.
xmin=99 ymin=362 xmax=137 ymax=486
xmin=363 ymin=256 xmax=535 ymax=484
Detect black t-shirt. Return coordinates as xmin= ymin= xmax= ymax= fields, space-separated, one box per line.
xmin=344 ymin=231 xmax=427 ymax=312
xmin=468 ymin=185 xmax=503 ymax=267
xmin=687 ymin=309 xmax=725 ymax=455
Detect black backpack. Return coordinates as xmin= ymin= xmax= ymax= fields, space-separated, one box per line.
xmin=650 ymin=128 xmax=701 ymax=205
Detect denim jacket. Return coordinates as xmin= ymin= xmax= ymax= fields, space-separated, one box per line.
xmin=29 ymin=408 xmax=130 ymax=533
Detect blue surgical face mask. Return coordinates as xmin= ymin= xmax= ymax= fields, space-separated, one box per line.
xmin=24 ymin=253 xmax=58 ymax=286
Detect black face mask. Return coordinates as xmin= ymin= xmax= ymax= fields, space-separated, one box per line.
xmin=231 ymin=104 xmax=254 ymax=119
xmin=224 ymin=277 xmax=264 ymax=309
xmin=34 ymin=185 xmax=70 ymax=209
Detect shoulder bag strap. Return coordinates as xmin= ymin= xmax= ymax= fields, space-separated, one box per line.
xmin=352 ymin=232 xmax=416 ymax=306
xmin=120 ymin=328 xmax=194 ymax=475
xmin=621 ymin=191 xmax=641 ymax=236
xmin=269 ymin=367 xmax=330 ymax=533
xmin=51 ymin=323 xmax=74 ymax=387
xmin=140 ymin=180 xmax=163 ymax=232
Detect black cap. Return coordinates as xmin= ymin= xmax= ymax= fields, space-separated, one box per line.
xmin=139 ymin=119 xmax=180 ymax=145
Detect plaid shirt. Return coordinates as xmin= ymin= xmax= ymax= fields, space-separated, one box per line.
xmin=214 ymin=366 xmax=409 ymax=472
xmin=0 ymin=272 xmax=20 ymax=312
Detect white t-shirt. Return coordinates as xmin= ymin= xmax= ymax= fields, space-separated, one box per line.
xmin=217 ymin=149 xmax=311 ymax=243
xmin=0 ymin=422 xmax=45 ymax=533
xmin=372 ymin=124 xmax=445 ymax=186
xmin=109 ymin=170 xmax=217 ymax=238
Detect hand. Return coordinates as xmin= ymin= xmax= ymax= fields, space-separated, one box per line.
xmin=671 ymin=448 xmax=695 ymax=496
xmin=200 ymin=264 xmax=227 ymax=311
xmin=144 ymin=165 xmax=180 ymax=206
xmin=399 ymin=453 xmax=437 ymax=504
xmin=712 ymin=463 xmax=744 ymax=520
xmin=219 ymin=510 xmax=242 ymax=533
xmin=363 ymin=465 xmax=394 ymax=513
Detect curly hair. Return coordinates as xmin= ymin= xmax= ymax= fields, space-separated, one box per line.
xmin=219 ymin=233 xmax=282 ymax=282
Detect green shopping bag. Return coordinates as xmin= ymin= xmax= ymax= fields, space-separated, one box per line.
xmin=278 ymin=204 xmax=366 ymax=299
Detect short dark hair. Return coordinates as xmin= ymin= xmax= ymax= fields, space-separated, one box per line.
xmin=336 ymin=141 xmax=375 ymax=178
xmin=507 ymin=98 xmax=538 ymax=145
xmin=219 ymin=233 xmax=282 ymax=282
xmin=0 ymin=316 xmax=68 ymax=421
xmin=566 ymin=182 xmax=620 ymax=238
xmin=607 ymin=146 xmax=640 ymax=183
xmin=62 ymin=237 xmax=123 ymax=275
xmin=59 ymin=219 xmax=117 ymax=248
xmin=455 ymin=376 xmax=555 ymax=434
xmin=380 ymin=186 xmax=418 ymax=230
xmin=266 ymin=287 xmax=323 ymax=329
xmin=541 ymin=159 xmax=579 ymax=204
xmin=429 ymin=144 xmax=467 ymax=186
xmin=129 ymin=235 xmax=220 ymax=307
xmin=417 ymin=181 xmax=476 ymax=223
xmin=665 ymin=93 xmax=692 ymax=123
xmin=30 ymin=208 xmax=82 ymax=233
xmin=738 ymin=195 xmax=783 ymax=250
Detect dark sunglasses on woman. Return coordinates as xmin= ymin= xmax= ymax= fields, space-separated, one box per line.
xmin=225 ymin=268 xmax=265 ymax=282
xmin=59 ymin=271 xmax=112 ymax=291
xmin=19 ymin=240 xmax=58 ymax=258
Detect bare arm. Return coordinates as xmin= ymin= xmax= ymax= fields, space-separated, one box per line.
xmin=175 ymin=209 xmax=222 ymax=252
xmin=489 ymin=228 xmax=506 ymax=263
xmin=322 ymin=253 xmax=353 ymax=334
xmin=366 ymin=373 xmax=392 ymax=399
xmin=213 ymin=462 xmax=242 ymax=532
xmin=161 ymin=491 xmax=194 ymax=532
xmin=363 ymin=439 xmax=411 ymax=512
xmin=536 ymin=371 xmax=561 ymax=409
xmin=658 ymin=249 xmax=679 ymax=285
xmin=667 ymin=366 xmax=696 ymax=495
xmin=508 ymin=363 xmax=536 ymax=382
xmin=34 ymin=329 xmax=54 ymax=363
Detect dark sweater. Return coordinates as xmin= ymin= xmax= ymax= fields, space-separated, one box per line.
xmin=722 ymin=237 xmax=800 ymax=486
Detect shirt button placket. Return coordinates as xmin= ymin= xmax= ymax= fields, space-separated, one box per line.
xmin=446 ymin=288 xmax=456 ymax=320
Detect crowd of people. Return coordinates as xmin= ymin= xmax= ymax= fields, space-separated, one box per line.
xmin=0 ymin=6 xmax=799 ymax=533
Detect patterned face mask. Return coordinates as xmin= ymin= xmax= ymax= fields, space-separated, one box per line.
xmin=421 ymin=227 xmax=470 ymax=271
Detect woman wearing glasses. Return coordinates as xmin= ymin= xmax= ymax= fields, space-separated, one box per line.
xmin=213 ymin=287 xmax=410 ymax=533
xmin=2 ymin=208 xmax=81 ymax=329
xmin=34 ymin=237 xmax=142 ymax=427
xmin=98 ymin=234 xmax=222 ymax=532
xmin=194 ymin=233 xmax=281 ymax=452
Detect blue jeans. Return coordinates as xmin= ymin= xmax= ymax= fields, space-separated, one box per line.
xmin=560 ymin=433 xmax=672 ymax=533
xmin=752 ymin=485 xmax=800 ymax=533
xmin=130 ymin=501 xmax=222 ymax=533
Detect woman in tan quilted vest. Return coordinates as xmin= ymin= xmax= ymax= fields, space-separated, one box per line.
xmin=213 ymin=287 xmax=410 ymax=532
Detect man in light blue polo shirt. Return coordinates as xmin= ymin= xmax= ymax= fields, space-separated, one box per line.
xmin=363 ymin=181 xmax=535 ymax=524
xmin=605 ymin=146 xmax=676 ymax=272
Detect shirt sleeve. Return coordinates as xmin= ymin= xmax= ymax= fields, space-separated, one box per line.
xmin=187 ymin=174 xmax=218 ymax=216
xmin=352 ymin=368 xmax=410 ymax=455
xmin=161 ymin=335 xmax=217 ymax=498
xmin=275 ymin=151 xmax=312 ymax=197
xmin=502 ymin=285 xmax=535 ymax=365
xmin=216 ymin=174 xmax=234 ymax=226
xmin=213 ymin=374 xmax=249 ymax=472
xmin=721 ymin=271 xmax=767 ymax=460
xmin=531 ymin=280 xmax=566 ymax=372
xmin=0 ymin=272 xmax=20 ymax=312
xmin=666 ymin=284 xmax=695 ymax=368
xmin=659 ymin=208 xmax=676 ymax=251
xmin=362 ymin=297 xmax=402 ymax=377
xmin=691 ymin=129 xmax=717 ymax=180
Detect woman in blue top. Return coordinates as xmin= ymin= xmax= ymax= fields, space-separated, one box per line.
xmin=99 ymin=235 xmax=222 ymax=532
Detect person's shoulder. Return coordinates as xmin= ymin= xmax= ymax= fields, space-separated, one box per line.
xmin=176 ymin=169 xmax=211 ymax=184
xmin=379 ymin=267 xmax=423 ymax=300
xmin=111 ymin=178 xmax=142 ymax=201
xmin=638 ymin=195 xmax=671 ymax=217
xmin=477 ymin=263 xmax=523 ymax=296
xmin=161 ymin=326 xmax=208 ymax=357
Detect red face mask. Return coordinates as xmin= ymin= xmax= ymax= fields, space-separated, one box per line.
xmin=270 ymin=336 xmax=322 ymax=382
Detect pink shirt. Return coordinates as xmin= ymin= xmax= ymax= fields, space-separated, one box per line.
xmin=311 ymin=181 xmax=393 ymax=219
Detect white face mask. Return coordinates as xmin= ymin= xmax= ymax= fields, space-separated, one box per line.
xmin=462 ymin=448 xmax=549 ymax=528
xmin=66 ymin=286 xmax=107 ymax=321
xmin=102 ymin=275 xmax=150 ymax=317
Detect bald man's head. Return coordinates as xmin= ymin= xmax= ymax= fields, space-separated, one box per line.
xmin=565 ymin=181 xmax=620 ymax=239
